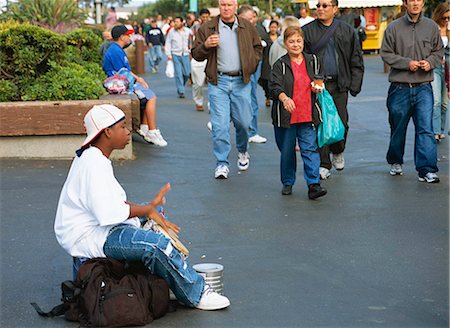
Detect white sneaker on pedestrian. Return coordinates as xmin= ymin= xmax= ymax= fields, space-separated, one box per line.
xmin=418 ymin=172 xmax=440 ymax=183
xmin=206 ymin=121 xmax=212 ymax=132
xmin=237 ymin=152 xmax=250 ymax=171
xmin=389 ymin=164 xmax=403 ymax=176
xmin=137 ymin=125 xmax=148 ymax=138
xmin=144 ymin=129 xmax=168 ymax=147
xmin=332 ymin=152 xmax=345 ymax=170
xmin=319 ymin=167 xmax=331 ymax=180
xmin=248 ymin=134 xmax=267 ymax=143
xmin=214 ymin=165 xmax=229 ymax=179
xmin=196 ymin=284 xmax=230 ymax=311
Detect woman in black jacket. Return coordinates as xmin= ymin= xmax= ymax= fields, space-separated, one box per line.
xmin=269 ymin=26 xmax=327 ymax=200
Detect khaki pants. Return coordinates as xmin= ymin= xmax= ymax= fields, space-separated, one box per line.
xmin=191 ymin=58 xmax=207 ymax=106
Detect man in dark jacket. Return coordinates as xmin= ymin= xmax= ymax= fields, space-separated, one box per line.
xmin=145 ymin=19 xmax=165 ymax=73
xmin=192 ymin=0 xmax=262 ymax=180
xmin=303 ymin=0 xmax=364 ymax=180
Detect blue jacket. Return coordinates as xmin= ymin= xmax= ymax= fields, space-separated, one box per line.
xmin=102 ymin=42 xmax=130 ymax=77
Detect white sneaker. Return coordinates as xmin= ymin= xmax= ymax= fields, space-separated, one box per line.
xmin=144 ymin=129 xmax=168 ymax=147
xmin=319 ymin=167 xmax=331 ymax=180
xmin=389 ymin=164 xmax=403 ymax=176
xmin=248 ymin=134 xmax=267 ymax=143
xmin=196 ymin=285 xmax=230 ymax=311
xmin=136 ymin=126 xmax=148 ymax=138
xmin=237 ymin=152 xmax=250 ymax=171
xmin=214 ymin=165 xmax=229 ymax=179
xmin=418 ymin=172 xmax=440 ymax=183
xmin=206 ymin=121 xmax=212 ymax=132
xmin=332 ymin=152 xmax=345 ymax=170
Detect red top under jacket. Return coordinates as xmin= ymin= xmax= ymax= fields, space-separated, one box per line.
xmin=290 ymin=58 xmax=312 ymax=124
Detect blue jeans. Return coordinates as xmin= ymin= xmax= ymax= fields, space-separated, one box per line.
xmin=431 ymin=64 xmax=448 ymax=135
xmin=103 ymin=224 xmax=204 ymax=307
xmin=249 ymin=61 xmax=262 ymax=137
xmin=386 ymin=83 xmax=438 ymax=176
xmin=274 ymin=123 xmax=320 ymax=187
xmin=208 ymin=75 xmax=252 ymax=166
xmin=147 ymin=45 xmax=163 ymax=70
xmin=172 ymin=55 xmax=191 ymax=95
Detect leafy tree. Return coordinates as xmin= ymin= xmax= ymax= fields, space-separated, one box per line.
xmin=132 ymin=0 xmax=184 ymax=21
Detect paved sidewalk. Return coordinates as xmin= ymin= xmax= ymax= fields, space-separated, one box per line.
xmin=1 ymin=55 xmax=448 ymax=327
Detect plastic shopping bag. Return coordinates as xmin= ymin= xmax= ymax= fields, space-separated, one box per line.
xmin=103 ymin=68 xmax=135 ymax=94
xmin=317 ymin=88 xmax=345 ymax=148
xmin=165 ymin=60 xmax=174 ymax=78
xmin=103 ymin=74 xmax=129 ymax=94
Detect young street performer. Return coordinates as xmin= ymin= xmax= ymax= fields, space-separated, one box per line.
xmin=54 ymin=104 xmax=230 ymax=311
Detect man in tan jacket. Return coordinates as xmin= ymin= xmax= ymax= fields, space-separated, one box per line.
xmin=192 ymin=0 xmax=262 ymax=179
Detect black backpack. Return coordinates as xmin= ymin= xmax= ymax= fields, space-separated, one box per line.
xmin=31 ymin=258 xmax=170 ymax=327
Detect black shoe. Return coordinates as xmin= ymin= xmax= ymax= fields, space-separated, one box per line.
xmin=308 ymin=184 xmax=327 ymax=200
xmin=281 ymin=185 xmax=292 ymax=195
xmin=179 ymin=93 xmax=185 ymax=98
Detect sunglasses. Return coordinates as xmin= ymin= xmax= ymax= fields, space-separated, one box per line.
xmin=316 ymin=3 xmax=334 ymax=9
xmin=443 ymin=16 xmax=450 ymax=21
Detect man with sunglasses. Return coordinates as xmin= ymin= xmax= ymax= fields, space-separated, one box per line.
xmin=302 ymin=0 xmax=364 ymax=180
xmin=380 ymin=0 xmax=443 ymax=183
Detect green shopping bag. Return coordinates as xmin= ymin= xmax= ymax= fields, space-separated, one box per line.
xmin=317 ymin=88 xmax=345 ymax=148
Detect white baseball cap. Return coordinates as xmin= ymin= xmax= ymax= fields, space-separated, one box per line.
xmin=81 ymin=104 xmax=125 ymax=148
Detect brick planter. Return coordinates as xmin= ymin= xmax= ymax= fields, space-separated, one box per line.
xmin=0 ymin=97 xmax=137 ymax=160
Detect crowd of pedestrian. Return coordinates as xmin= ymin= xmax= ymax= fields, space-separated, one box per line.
xmin=100 ymin=0 xmax=450 ymax=190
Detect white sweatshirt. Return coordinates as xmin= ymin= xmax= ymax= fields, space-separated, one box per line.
xmin=54 ymin=147 xmax=139 ymax=258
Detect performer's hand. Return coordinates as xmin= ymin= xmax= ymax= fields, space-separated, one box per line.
xmin=151 ymin=183 xmax=170 ymax=206
xmin=147 ymin=206 xmax=180 ymax=234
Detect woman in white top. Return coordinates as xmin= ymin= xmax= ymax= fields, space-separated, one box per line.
xmin=431 ymin=3 xmax=449 ymax=142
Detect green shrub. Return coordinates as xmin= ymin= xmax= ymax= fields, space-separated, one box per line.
xmin=64 ymin=28 xmax=103 ymax=64
xmin=0 ymin=23 xmax=107 ymax=102
xmin=0 ymin=80 xmax=19 ymax=102
xmin=22 ymin=62 xmax=106 ymax=101
xmin=0 ymin=24 xmax=66 ymax=80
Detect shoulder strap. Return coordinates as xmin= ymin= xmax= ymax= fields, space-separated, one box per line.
xmin=30 ymin=302 xmax=69 ymax=318
xmin=309 ymin=20 xmax=339 ymax=54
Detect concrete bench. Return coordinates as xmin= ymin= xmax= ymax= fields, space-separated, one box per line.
xmin=0 ymin=98 xmax=136 ymax=160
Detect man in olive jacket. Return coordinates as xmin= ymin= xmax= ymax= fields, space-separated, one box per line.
xmin=302 ymin=0 xmax=364 ymax=180
xmin=191 ymin=0 xmax=262 ymax=180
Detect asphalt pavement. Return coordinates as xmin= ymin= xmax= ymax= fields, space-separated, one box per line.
xmin=1 ymin=54 xmax=448 ymax=327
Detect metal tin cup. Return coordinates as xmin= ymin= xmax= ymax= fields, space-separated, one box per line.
xmin=193 ymin=263 xmax=224 ymax=295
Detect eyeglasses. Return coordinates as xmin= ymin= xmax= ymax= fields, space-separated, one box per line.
xmin=443 ymin=16 xmax=450 ymax=21
xmin=316 ymin=3 xmax=334 ymax=9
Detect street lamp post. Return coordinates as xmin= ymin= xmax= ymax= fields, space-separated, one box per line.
xmin=95 ymin=0 xmax=102 ymax=24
